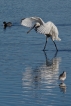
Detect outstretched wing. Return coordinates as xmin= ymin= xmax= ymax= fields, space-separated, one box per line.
xmin=21 ymin=17 xmax=44 ymax=28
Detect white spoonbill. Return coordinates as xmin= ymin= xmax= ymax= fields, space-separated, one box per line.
xmin=21 ymin=17 xmax=61 ymax=51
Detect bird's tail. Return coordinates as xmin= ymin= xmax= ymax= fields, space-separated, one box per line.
xmin=52 ymin=36 xmax=61 ymax=41
xmin=57 ymin=37 xmax=61 ymax=41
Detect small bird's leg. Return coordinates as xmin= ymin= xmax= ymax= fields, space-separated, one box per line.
xmin=43 ymin=36 xmax=47 ymax=51
xmin=51 ymin=38 xmax=58 ymax=51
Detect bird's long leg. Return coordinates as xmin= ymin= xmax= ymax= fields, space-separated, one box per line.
xmin=51 ymin=38 xmax=58 ymax=51
xmin=43 ymin=36 xmax=47 ymax=51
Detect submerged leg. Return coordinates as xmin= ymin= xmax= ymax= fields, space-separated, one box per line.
xmin=43 ymin=36 xmax=47 ymax=51
xmin=51 ymin=39 xmax=58 ymax=51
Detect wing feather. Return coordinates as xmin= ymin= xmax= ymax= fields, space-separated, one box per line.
xmin=37 ymin=21 xmax=61 ymax=41
xmin=37 ymin=22 xmax=51 ymax=34
xmin=37 ymin=21 xmax=59 ymax=40
xmin=21 ymin=17 xmax=44 ymax=28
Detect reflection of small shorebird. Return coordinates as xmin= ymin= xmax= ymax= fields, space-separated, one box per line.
xmin=59 ymin=82 xmax=66 ymax=93
xmin=59 ymin=71 xmax=66 ymax=82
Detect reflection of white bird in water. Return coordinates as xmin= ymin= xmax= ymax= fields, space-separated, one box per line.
xmin=21 ymin=17 xmax=61 ymax=51
xmin=59 ymin=71 xmax=66 ymax=82
xmin=22 ymin=51 xmax=61 ymax=89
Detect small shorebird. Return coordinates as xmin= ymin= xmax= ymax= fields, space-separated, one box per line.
xmin=59 ymin=71 xmax=66 ymax=82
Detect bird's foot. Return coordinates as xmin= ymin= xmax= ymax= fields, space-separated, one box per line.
xmin=42 ymin=49 xmax=48 ymax=51
xmin=43 ymin=49 xmax=45 ymax=51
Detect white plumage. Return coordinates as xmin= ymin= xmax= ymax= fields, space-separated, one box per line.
xmin=21 ymin=17 xmax=61 ymax=51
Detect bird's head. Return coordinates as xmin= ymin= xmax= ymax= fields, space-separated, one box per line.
xmin=63 ymin=71 xmax=66 ymax=75
xmin=3 ymin=21 xmax=7 ymax=29
xmin=27 ymin=22 xmax=40 ymax=34
xmin=3 ymin=21 xmax=6 ymax=25
xmin=35 ymin=22 xmax=40 ymax=28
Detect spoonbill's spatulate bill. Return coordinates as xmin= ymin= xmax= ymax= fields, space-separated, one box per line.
xmin=21 ymin=17 xmax=61 ymax=51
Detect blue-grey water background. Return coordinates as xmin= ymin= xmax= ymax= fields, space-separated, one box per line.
xmin=0 ymin=0 xmax=71 ymax=106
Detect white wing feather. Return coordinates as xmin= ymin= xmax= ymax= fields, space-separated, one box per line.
xmin=37 ymin=21 xmax=61 ymax=41
xmin=37 ymin=23 xmax=51 ymax=34
xmin=21 ymin=17 xmax=44 ymax=28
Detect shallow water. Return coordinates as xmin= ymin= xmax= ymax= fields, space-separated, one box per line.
xmin=0 ymin=0 xmax=71 ymax=106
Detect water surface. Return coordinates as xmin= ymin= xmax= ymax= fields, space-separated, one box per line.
xmin=0 ymin=0 xmax=71 ymax=106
